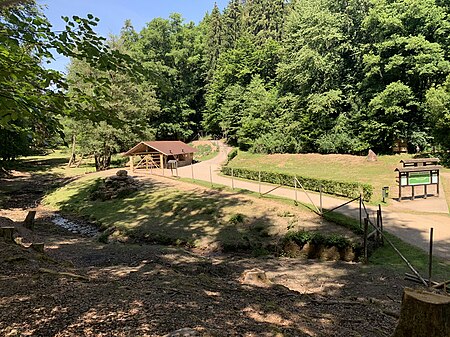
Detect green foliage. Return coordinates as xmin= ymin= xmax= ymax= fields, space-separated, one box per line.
xmin=227 ymin=148 xmax=238 ymax=163
xmin=284 ymin=230 xmax=353 ymax=250
xmin=6 ymin=0 xmax=450 ymax=160
xmin=221 ymin=166 xmax=373 ymax=201
xmin=0 ymin=2 xmax=136 ymax=161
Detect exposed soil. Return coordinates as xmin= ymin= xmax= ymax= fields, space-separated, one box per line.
xmin=0 ymin=169 xmax=414 ymax=336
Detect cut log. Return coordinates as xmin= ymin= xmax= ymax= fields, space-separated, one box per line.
xmin=0 ymin=227 xmax=15 ymax=243
xmin=392 ymin=288 xmax=450 ymax=337
xmin=24 ymin=210 xmax=36 ymax=230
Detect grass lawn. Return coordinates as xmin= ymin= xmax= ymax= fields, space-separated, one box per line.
xmin=227 ymin=151 xmax=450 ymax=204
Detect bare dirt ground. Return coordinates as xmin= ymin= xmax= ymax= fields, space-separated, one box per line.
xmin=0 ymin=169 xmax=412 ymax=337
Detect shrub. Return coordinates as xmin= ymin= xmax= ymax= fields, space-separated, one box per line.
xmin=221 ymin=166 xmax=373 ymax=201
xmin=227 ymin=148 xmax=238 ymax=163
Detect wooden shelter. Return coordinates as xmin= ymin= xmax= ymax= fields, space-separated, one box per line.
xmin=124 ymin=141 xmax=196 ymax=172
xmin=395 ymin=158 xmax=441 ymax=201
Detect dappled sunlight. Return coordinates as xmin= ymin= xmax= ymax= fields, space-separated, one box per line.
xmin=242 ymin=305 xmax=293 ymax=327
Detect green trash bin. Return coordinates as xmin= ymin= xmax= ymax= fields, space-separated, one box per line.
xmin=382 ymin=186 xmax=389 ymax=202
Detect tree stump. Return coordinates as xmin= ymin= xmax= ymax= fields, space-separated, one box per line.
xmin=0 ymin=227 xmax=15 ymax=243
xmin=30 ymin=242 xmax=45 ymax=253
xmin=24 ymin=210 xmax=36 ymax=230
xmin=392 ymin=288 xmax=450 ymax=337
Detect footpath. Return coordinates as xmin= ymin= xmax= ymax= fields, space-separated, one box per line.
xmin=168 ymin=142 xmax=449 ymax=261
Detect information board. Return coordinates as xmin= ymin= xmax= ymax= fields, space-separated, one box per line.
xmin=408 ymin=172 xmax=431 ymax=185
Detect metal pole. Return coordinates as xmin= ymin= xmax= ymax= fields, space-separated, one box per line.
xmin=428 ymin=227 xmax=434 ymax=287
xmin=258 ymin=171 xmax=261 ymax=196
xmin=210 ymin=166 xmax=213 ymax=187
xmin=319 ymin=184 xmax=323 ymax=215
xmin=231 ymin=168 xmax=234 ymax=190
xmin=294 ymin=176 xmax=297 ymax=202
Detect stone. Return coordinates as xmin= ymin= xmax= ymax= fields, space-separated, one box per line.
xmin=240 ymin=268 xmax=271 ymax=286
xmin=367 ymin=149 xmax=377 ymax=162
xmin=116 ymin=170 xmax=128 ymax=177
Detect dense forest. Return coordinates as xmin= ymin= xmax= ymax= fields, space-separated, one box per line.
xmin=2 ymin=0 xmax=450 ymax=168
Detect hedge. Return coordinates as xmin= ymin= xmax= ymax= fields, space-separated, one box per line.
xmin=221 ymin=166 xmax=373 ymax=201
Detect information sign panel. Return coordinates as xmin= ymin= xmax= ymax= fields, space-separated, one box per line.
xmin=408 ymin=172 xmax=431 ymax=185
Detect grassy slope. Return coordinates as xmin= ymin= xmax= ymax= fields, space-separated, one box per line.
xmin=228 ymin=152 xmax=450 ymax=204
xmin=191 ymin=143 xmax=219 ymax=162
xmin=43 ymin=174 xmax=322 ymax=253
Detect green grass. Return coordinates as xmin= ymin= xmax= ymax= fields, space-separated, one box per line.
xmin=10 ymin=149 xmax=127 ymax=177
xmin=191 ymin=143 xmax=219 ymax=162
xmin=321 ymin=211 xmax=449 ymax=281
xmin=370 ymin=232 xmax=450 ymax=282
xmin=43 ymin=175 xmax=290 ymax=252
xmin=227 ymin=151 xmax=416 ymax=204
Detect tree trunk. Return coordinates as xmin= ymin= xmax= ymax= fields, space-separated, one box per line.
xmin=392 ymin=288 xmax=450 ymax=337
xmin=67 ymin=134 xmax=76 ymax=167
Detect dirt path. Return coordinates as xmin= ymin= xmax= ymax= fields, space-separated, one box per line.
xmin=171 ymin=145 xmax=450 ymax=261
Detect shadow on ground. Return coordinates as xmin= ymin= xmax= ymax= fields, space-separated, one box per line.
xmin=0 ymin=221 xmax=409 ymax=336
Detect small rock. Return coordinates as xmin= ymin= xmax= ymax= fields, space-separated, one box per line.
xmin=240 ymin=268 xmax=271 ymax=286
xmin=367 ymin=149 xmax=377 ymax=162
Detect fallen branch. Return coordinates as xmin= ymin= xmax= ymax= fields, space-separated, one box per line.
xmin=38 ymin=268 xmax=89 ymax=281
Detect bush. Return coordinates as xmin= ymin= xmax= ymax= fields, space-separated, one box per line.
xmin=221 ymin=166 xmax=373 ymax=201
xmin=227 ymin=148 xmax=238 ymax=163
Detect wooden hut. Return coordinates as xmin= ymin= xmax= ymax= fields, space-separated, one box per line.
xmin=124 ymin=141 xmax=196 ymax=171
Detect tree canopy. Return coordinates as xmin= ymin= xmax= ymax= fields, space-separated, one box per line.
xmin=3 ymin=0 xmax=450 ymax=166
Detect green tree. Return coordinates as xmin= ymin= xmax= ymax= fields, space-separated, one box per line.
xmin=0 ymin=1 xmax=134 ymax=161
xmin=66 ymin=37 xmax=160 ymax=170
xmin=132 ymin=14 xmax=206 ymax=140
xmin=360 ymin=0 xmax=450 ymax=151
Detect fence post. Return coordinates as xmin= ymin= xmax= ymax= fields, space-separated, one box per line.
xmin=376 ymin=207 xmax=380 ymax=242
xmin=210 ymin=166 xmax=213 ymax=187
xmin=359 ymin=194 xmax=362 ymax=229
xmin=319 ymin=184 xmax=323 ymax=215
xmin=294 ymin=176 xmax=297 ymax=202
xmin=428 ymin=227 xmax=434 ymax=287
xmin=258 ymin=171 xmax=261 ymax=196
xmin=363 ymin=217 xmax=369 ymax=264
xmin=379 ymin=204 xmax=384 ymax=245
xmin=191 ymin=162 xmax=194 ymax=181
xmin=231 ymin=167 xmax=234 ymax=190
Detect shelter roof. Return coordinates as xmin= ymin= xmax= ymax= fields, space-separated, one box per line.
xmin=125 ymin=141 xmax=197 ymax=156
xmin=395 ymin=165 xmax=442 ymax=173
xmin=400 ymin=158 xmax=440 ymax=164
